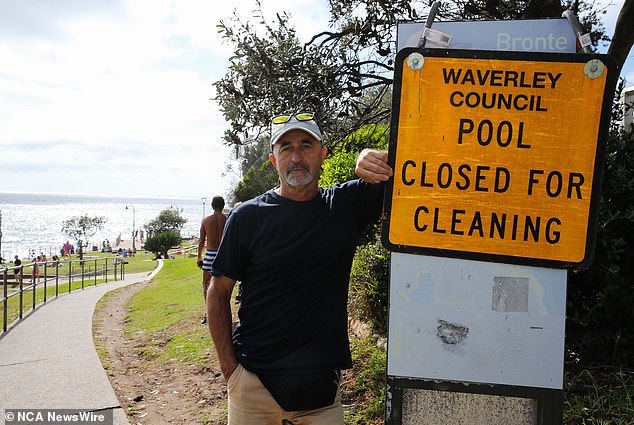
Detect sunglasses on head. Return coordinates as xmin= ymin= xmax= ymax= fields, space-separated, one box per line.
xmin=271 ymin=112 xmax=315 ymax=125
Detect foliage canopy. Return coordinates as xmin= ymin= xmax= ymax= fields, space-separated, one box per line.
xmin=61 ymin=214 xmax=107 ymax=260
xmin=144 ymin=208 xmax=187 ymax=238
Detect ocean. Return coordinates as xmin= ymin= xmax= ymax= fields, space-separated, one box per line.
xmin=0 ymin=192 xmax=208 ymax=261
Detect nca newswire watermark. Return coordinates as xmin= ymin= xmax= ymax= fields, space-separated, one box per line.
xmin=4 ymin=409 xmax=113 ymax=425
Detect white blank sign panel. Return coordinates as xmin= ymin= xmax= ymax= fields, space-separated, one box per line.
xmin=387 ymin=253 xmax=566 ymax=389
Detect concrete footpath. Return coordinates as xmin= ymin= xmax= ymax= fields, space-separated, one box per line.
xmin=0 ymin=263 xmax=163 ymax=425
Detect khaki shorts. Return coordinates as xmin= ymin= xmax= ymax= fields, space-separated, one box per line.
xmin=226 ymin=364 xmax=344 ymax=425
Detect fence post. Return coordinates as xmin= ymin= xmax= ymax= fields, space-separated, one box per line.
xmin=104 ymin=258 xmax=109 ymax=283
xmin=81 ymin=260 xmax=85 ymax=289
xmin=17 ymin=266 xmax=23 ymax=320
xmin=55 ymin=261 xmax=59 ymax=298
xmin=94 ymin=258 xmax=97 ymax=286
xmin=2 ymin=268 xmax=7 ymax=333
xmin=68 ymin=260 xmax=72 ymax=293
xmin=31 ymin=264 xmax=36 ymax=311
xmin=43 ymin=262 xmax=48 ymax=303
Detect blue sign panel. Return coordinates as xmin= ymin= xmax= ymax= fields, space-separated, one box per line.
xmin=398 ymin=19 xmax=576 ymax=53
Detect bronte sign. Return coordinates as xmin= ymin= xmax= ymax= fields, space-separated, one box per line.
xmin=382 ymin=48 xmax=617 ymax=268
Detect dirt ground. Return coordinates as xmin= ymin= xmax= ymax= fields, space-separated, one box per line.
xmin=93 ymin=281 xmax=229 ymax=425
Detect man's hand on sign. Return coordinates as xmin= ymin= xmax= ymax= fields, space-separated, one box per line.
xmin=355 ymin=149 xmax=393 ymax=183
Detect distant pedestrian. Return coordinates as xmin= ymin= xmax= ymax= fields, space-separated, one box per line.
xmin=32 ymin=257 xmax=40 ymax=283
xmin=197 ymin=196 xmax=227 ymax=325
xmin=13 ymin=255 xmax=21 ymax=281
xmin=63 ymin=241 xmax=72 ymax=257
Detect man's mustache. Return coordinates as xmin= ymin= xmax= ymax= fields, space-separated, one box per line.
xmin=286 ymin=163 xmax=310 ymax=174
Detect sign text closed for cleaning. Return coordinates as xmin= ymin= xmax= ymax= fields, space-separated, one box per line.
xmin=382 ymin=49 xmax=616 ymax=268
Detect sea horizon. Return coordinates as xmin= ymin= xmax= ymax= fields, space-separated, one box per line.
xmin=0 ymin=191 xmax=208 ymax=261
xmin=0 ymin=189 xmax=205 ymax=201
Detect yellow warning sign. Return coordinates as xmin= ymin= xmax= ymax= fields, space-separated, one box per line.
xmin=383 ymin=49 xmax=616 ymax=268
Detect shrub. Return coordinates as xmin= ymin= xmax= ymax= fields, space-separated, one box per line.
xmin=234 ymin=161 xmax=279 ymax=202
xmin=566 ymin=127 xmax=634 ymax=366
xmin=349 ymin=237 xmax=390 ymax=336
xmin=320 ymin=150 xmax=358 ymax=188
xmin=144 ymin=231 xmax=182 ymax=259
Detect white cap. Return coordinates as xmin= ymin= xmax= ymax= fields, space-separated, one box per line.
xmin=270 ymin=116 xmax=323 ymax=146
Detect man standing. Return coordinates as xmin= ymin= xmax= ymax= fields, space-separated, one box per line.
xmin=197 ymin=196 xmax=227 ymax=325
xmin=206 ymin=112 xmax=392 ymax=424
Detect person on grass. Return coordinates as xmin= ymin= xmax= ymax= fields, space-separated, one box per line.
xmin=197 ymin=196 xmax=227 ymax=325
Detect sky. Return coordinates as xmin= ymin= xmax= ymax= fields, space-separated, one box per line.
xmin=0 ymin=0 xmax=631 ymax=199
xmin=0 ymin=0 xmax=330 ymax=199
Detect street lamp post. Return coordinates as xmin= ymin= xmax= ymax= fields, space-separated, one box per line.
xmin=126 ymin=205 xmax=136 ymax=250
xmin=201 ymin=197 xmax=207 ymax=219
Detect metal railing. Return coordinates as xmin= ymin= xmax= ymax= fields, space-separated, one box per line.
xmin=1 ymin=257 xmax=126 ymax=335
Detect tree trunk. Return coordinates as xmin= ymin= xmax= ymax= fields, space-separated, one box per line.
xmin=608 ymin=0 xmax=634 ymax=71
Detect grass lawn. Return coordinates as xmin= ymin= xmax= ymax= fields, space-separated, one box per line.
xmin=124 ymin=256 xmax=212 ymax=364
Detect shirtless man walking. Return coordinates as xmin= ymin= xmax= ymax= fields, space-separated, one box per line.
xmin=197 ymin=196 xmax=227 ymax=324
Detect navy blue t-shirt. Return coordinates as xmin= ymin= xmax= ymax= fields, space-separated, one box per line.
xmin=211 ymin=179 xmax=384 ymax=373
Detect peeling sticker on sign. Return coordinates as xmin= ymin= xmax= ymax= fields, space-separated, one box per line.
xmin=436 ymin=319 xmax=469 ymax=344
xmin=492 ymin=277 xmax=529 ymax=312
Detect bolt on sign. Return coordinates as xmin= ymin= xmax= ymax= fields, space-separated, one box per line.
xmin=382 ymin=48 xmax=617 ymax=269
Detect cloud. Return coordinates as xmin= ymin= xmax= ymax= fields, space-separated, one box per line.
xmin=0 ymin=0 xmax=250 ymax=197
xmin=0 ymin=0 xmax=126 ymax=41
